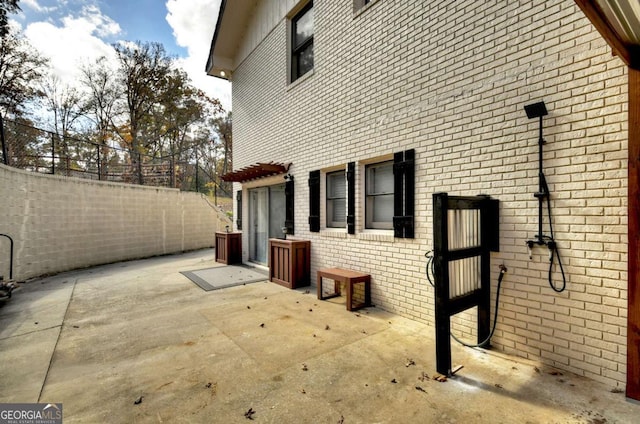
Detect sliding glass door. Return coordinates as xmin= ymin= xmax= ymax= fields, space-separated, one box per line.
xmin=248 ymin=184 xmax=286 ymax=264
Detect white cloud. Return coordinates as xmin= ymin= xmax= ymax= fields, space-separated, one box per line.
xmin=23 ymin=5 xmax=120 ymax=87
xmin=21 ymin=0 xmax=48 ymax=13
xmin=166 ymin=0 xmax=231 ymax=110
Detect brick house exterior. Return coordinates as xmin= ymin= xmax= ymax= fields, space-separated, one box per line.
xmin=207 ymin=0 xmax=639 ymax=396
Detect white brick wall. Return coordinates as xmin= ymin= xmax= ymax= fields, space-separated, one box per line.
xmin=0 ymin=164 xmax=231 ymax=280
xmin=230 ymin=0 xmax=628 ymax=387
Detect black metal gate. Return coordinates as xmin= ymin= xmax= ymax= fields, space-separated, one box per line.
xmin=433 ymin=193 xmax=499 ymax=375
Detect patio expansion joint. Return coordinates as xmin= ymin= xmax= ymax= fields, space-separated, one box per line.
xmin=37 ymin=277 xmax=78 ymax=403
xmin=0 ymin=324 xmax=63 ymax=341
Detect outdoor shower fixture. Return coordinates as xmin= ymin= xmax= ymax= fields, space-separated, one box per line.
xmin=523 ymin=101 xmax=566 ymax=293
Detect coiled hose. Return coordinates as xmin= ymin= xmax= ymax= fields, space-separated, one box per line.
xmin=425 ymin=252 xmax=507 ymax=348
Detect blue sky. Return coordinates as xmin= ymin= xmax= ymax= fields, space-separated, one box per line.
xmin=100 ymin=0 xmax=188 ymax=57
xmin=10 ymin=0 xmax=231 ymax=109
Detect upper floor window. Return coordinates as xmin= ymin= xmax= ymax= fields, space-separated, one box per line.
xmin=291 ymin=2 xmax=314 ymax=82
xmin=365 ymin=161 xmax=394 ymax=229
xmin=355 ymin=0 xmax=375 ymax=12
xmin=326 ymin=170 xmax=346 ymax=228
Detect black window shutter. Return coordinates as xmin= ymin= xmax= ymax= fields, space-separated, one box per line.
xmin=347 ymin=162 xmax=355 ymax=234
xmin=236 ymin=190 xmax=242 ymax=230
xmin=393 ymin=151 xmax=405 ymax=238
xmin=392 ymin=149 xmax=416 ymax=238
xmin=404 ymin=149 xmax=415 ymax=238
xmin=308 ymin=170 xmax=320 ymax=232
xmin=285 ymin=178 xmax=295 ymax=235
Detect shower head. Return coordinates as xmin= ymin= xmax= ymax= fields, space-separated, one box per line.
xmin=524 ymin=101 xmax=548 ymax=119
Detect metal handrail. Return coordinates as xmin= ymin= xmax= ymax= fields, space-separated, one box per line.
xmin=0 ymin=233 xmax=13 ymax=280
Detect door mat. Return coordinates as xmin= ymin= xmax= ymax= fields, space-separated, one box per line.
xmin=180 ymin=265 xmax=269 ymax=291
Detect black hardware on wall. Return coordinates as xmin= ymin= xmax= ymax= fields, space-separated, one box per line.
xmin=523 ymin=101 xmax=566 ymax=293
xmin=236 ymin=190 xmax=242 ymax=230
xmin=0 ymin=233 xmax=14 ymax=280
xmin=347 ymin=162 xmax=355 ymax=234
xmin=393 ymin=148 xmax=415 ymax=238
xmin=285 ymin=176 xmax=295 ymax=235
xmin=308 ymin=170 xmax=320 ymax=232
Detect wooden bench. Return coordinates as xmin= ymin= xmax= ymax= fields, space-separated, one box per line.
xmin=317 ymin=268 xmax=371 ymax=311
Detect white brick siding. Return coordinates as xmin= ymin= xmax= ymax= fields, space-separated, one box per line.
xmin=230 ymin=0 xmax=628 ymax=388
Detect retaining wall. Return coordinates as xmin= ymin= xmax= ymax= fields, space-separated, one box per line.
xmin=0 ymin=164 xmax=231 ymax=280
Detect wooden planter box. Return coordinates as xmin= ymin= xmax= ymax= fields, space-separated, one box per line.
xmin=215 ymin=231 xmax=242 ymax=265
xmin=268 ymin=239 xmax=310 ymax=289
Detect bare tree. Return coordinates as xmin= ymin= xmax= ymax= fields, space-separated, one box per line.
xmin=0 ymin=28 xmax=48 ymax=117
xmin=0 ymin=0 xmax=19 ymax=38
xmin=212 ymin=111 xmax=232 ymax=193
xmin=80 ymin=56 xmax=122 ymax=178
xmin=113 ymin=41 xmax=172 ymax=183
xmin=40 ymin=75 xmax=87 ymax=174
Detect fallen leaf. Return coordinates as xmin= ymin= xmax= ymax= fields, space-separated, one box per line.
xmin=259 ymin=323 xmax=265 ymax=328
xmin=415 ymin=386 xmax=427 ymax=393
xmin=405 ymin=359 xmax=416 ymax=367
xmin=325 ymin=325 xmax=330 ymax=330
xmin=134 ymin=396 xmax=144 ymax=405
xmin=302 ymin=364 xmax=308 ymax=371
xmin=244 ymin=408 xmax=256 ymax=420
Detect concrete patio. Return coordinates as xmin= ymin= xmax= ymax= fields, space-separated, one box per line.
xmin=0 ymin=249 xmax=638 ymax=423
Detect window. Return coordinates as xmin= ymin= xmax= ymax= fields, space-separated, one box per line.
xmin=326 ymin=170 xmax=346 ymax=228
xmin=291 ymin=2 xmax=313 ymax=82
xmin=365 ymin=161 xmax=394 ymax=229
xmin=354 ymin=0 xmax=375 ymax=12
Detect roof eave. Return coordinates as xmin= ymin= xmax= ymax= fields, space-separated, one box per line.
xmin=205 ymin=0 xmax=257 ymax=80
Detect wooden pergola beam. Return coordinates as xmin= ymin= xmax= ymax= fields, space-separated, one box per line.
xmin=628 ymin=67 xmax=640 ymax=401
xmin=573 ymin=0 xmax=639 ymax=400
xmin=573 ymin=0 xmax=639 ymax=70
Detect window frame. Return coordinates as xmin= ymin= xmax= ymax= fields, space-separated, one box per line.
xmin=326 ymin=170 xmax=347 ymax=228
xmin=291 ymin=1 xmax=314 ymax=82
xmin=365 ymin=160 xmax=394 ymax=230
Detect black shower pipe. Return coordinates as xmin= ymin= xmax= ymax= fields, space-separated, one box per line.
xmin=531 ymin=106 xmax=550 ymax=246
xmin=0 ymin=233 xmax=13 ymax=281
xmin=524 ymin=101 xmax=566 ymax=292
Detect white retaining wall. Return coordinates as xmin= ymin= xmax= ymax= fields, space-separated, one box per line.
xmin=0 ymin=164 xmax=231 ymax=280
